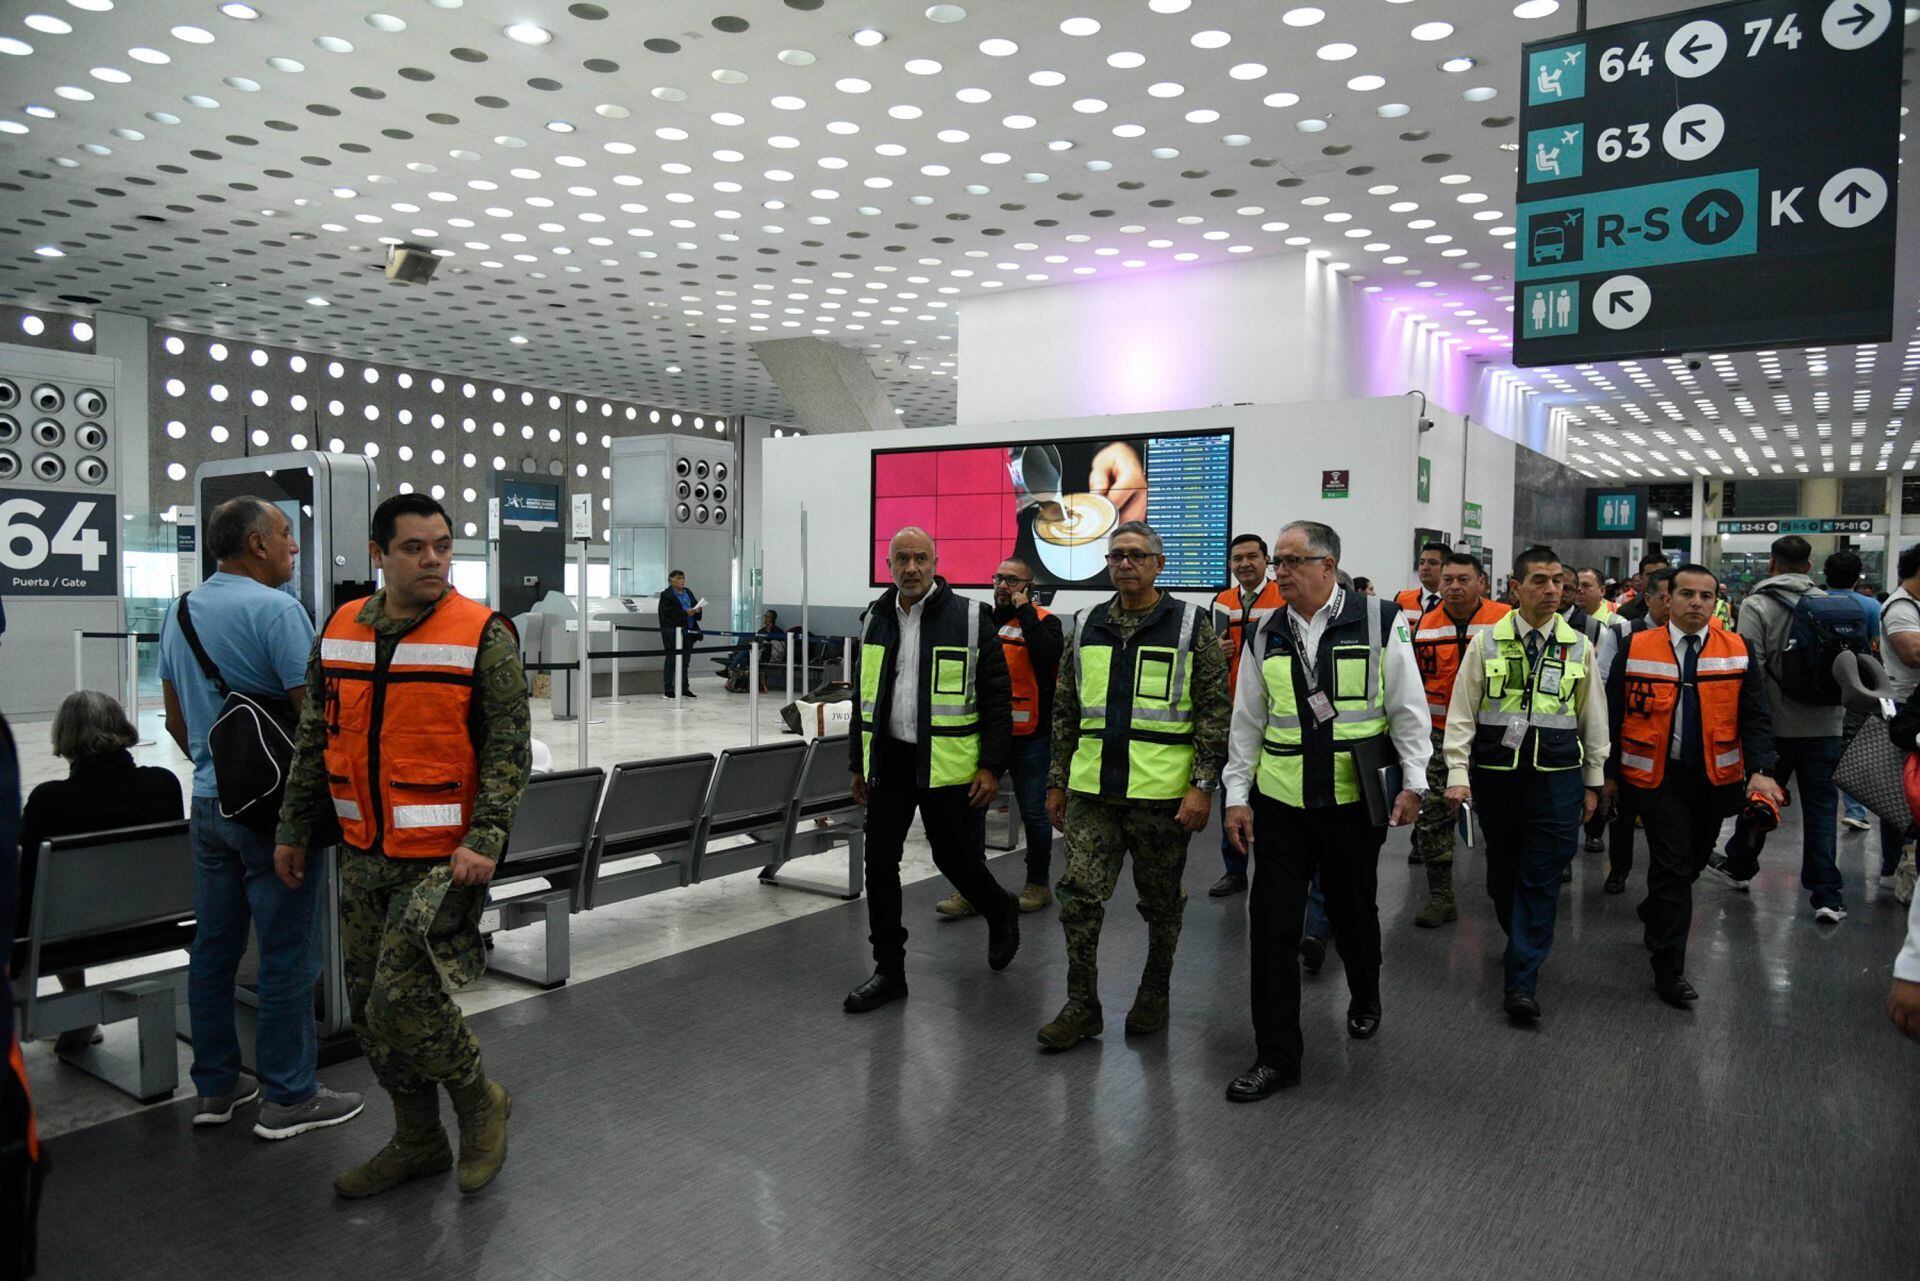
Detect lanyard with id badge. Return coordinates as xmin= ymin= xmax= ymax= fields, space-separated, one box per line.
xmin=1288 ymin=588 xmax=1344 ymax=730
xmin=1492 ymin=629 xmax=1563 ymax=752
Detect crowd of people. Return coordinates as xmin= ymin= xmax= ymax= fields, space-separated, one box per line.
xmin=847 ymin=520 xmax=1920 ymax=1100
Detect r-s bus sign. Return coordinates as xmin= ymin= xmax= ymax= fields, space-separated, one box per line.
xmin=0 ymin=489 xmax=118 ymax=596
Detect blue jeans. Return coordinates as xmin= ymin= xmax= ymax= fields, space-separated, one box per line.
xmin=187 ymin=797 xmax=322 ymax=1105
xmin=1723 ymin=735 xmax=1845 ymax=910
xmin=970 ymin=734 xmax=1057 ymax=886
xmin=1840 ymin=791 xmax=1869 ymax=823
xmin=1475 ymin=767 xmax=1584 ymax=996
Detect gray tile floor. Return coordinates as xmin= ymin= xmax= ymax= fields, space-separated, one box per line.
xmin=28 ymin=795 xmax=1920 ymax=1281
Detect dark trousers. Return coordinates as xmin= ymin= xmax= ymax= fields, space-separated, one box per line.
xmin=1624 ymin=768 xmax=1730 ymax=979
xmin=1604 ymin=806 xmax=1637 ymax=877
xmin=971 ymin=733 xmax=1057 ymax=886
xmin=864 ymin=735 xmax=1011 ymax=974
xmin=660 ymin=628 xmax=696 ymax=693
xmin=1722 ymin=735 xmax=1844 ymax=909
xmin=1248 ymin=793 xmax=1386 ymax=1073
xmin=1474 ymin=767 xmax=1585 ymax=996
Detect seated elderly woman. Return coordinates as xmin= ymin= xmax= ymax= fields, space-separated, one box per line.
xmin=16 ymin=689 xmax=184 ymax=1053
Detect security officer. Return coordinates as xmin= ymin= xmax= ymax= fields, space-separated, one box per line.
xmin=275 ymin=493 xmax=530 ymax=1198
xmin=1209 ymin=532 xmax=1284 ymax=897
xmin=1394 ymin=541 xmax=1451 ymax=625
xmin=1605 ymin=563 xmax=1782 ymax=1006
xmin=843 ymin=527 xmax=1019 ymax=1013
xmin=1409 ymin=551 xmax=1510 ymax=926
xmin=1038 ymin=521 xmax=1229 ymax=1051
xmin=1443 ymin=546 xmax=1610 ymax=1022
xmin=1597 ymin=567 xmax=1675 ymax=892
xmin=1222 ymin=521 xmax=1430 ymax=1102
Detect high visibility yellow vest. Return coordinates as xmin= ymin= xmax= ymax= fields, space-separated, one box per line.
xmin=1469 ymin=611 xmax=1588 ymax=772
xmin=1067 ymin=596 xmax=1199 ymax=801
xmin=856 ymin=588 xmax=983 ymax=788
xmin=1256 ymin=592 xmax=1390 ymax=807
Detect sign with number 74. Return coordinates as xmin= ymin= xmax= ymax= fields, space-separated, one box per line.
xmin=0 ymin=489 xmax=118 ymax=596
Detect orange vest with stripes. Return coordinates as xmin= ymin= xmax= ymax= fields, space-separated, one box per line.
xmin=320 ymin=590 xmax=499 ymax=859
xmin=999 ymin=605 xmax=1054 ymax=738
xmin=1616 ymin=625 xmax=1751 ymax=790
xmin=1412 ymin=599 xmax=1511 ymax=731
xmin=1397 ymin=587 xmax=1439 ymax=626
xmin=1213 ymin=580 xmax=1285 ymax=693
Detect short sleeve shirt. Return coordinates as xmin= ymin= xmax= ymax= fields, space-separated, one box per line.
xmin=1880 ymin=587 xmax=1920 ymax=699
xmin=157 ymin=572 xmax=316 ymax=797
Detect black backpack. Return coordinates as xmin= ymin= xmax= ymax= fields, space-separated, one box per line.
xmin=172 ymin=593 xmax=304 ymax=837
xmin=1760 ymin=587 xmax=1871 ymax=707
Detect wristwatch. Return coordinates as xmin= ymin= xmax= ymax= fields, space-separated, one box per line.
xmin=1193 ymin=778 xmax=1218 ymax=794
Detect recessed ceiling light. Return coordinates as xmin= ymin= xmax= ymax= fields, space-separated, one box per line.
xmin=1282 ymin=7 xmax=1325 ymax=26
xmin=1190 ymin=29 xmax=1231 ymax=48
xmin=219 ymin=3 xmax=260 ymax=18
xmin=1027 ymin=69 xmax=1063 ymax=86
xmin=305 ymin=295 xmax=329 ymax=306
xmin=25 ymin=15 xmax=73 ymax=35
xmin=1263 ymin=91 xmax=1300 ymax=108
xmin=268 ymin=56 xmax=305 ymax=72
xmin=1108 ymin=50 xmax=1145 ymax=68
xmin=365 ymin=13 xmax=407 ymax=32
xmin=904 ymin=57 xmax=941 ymax=74
xmin=1462 ymin=85 xmax=1498 ymax=101
xmin=924 ymin=4 xmax=966 ymax=21
xmin=851 ymin=27 xmax=885 ymax=45
xmin=54 ymin=84 xmax=95 ymax=100
xmin=1148 ymin=81 xmax=1185 ymax=97
xmin=1411 ymin=22 xmax=1454 ymax=40
xmin=314 ymin=35 xmax=352 ymax=52
xmin=1347 ymin=74 xmax=1384 ymax=91
xmin=1317 ymin=42 xmax=1358 ymax=60
xmin=171 ymin=24 xmax=215 ymax=43
xmin=1148 ymin=0 xmax=1191 ymax=12
xmin=1376 ymin=102 xmax=1411 ymax=118
xmin=128 ymin=46 xmax=169 ymax=63
xmin=777 ymin=48 xmax=815 ymax=65
xmin=1059 ymin=17 xmax=1100 ymax=36
xmin=88 ymin=65 xmax=130 ymax=82
xmin=1440 ymin=56 xmax=1476 ymax=73
xmin=979 ymin=37 xmax=1017 ymax=55
xmin=504 ymin=22 xmax=552 ymax=45
xmin=1297 ymin=118 xmax=1329 ymax=132
xmin=1513 ymin=0 xmax=1561 ymax=17
xmin=1229 ymin=62 xmax=1267 ymax=79
xmin=0 ymin=37 xmax=33 ymax=56
xmin=34 ymin=245 xmax=64 ymax=257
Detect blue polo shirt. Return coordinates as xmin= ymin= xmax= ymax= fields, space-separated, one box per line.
xmin=156 ymin=572 xmax=316 ymax=798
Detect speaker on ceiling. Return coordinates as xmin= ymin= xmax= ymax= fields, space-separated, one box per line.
xmin=75 ymin=422 xmax=107 ymax=451
xmin=30 ymin=384 xmax=63 ymax=413
xmin=0 ymin=379 xmax=17 ymax=409
xmin=75 ymin=456 xmax=108 ymax=486
xmin=31 ymin=419 xmax=63 ymax=447
xmin=0 ymin=451 xmax=16 ymax=481
xmin=0 ymin=415 xmax=16 ymax=445
xmin=384 ymin=242 xmax=441 ymax=285
xmin=32 ymin=453 xmax=64 ymax=482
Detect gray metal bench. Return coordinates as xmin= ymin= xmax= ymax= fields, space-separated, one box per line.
xmin=581 ymin=752 xmax=715 ymax=909
xmin=13 ymin=821 xmax=196 ymax=1102
xmin=689 ymin=741 xmax=808 ymax=883
xmin=487 ymin=767 xmax=603 ymax=988
xmin=759 ymin=734 xmax=864 ymax=900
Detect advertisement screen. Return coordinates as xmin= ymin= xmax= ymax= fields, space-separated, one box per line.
xmin=870 ymin=429 xmax=1233 ymax=589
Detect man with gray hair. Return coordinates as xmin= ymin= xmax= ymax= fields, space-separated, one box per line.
xmin=1222 ymin=520 xmax=1431 ymax=1101
xmin=158 ymin=496 xmax=364 ymax=1138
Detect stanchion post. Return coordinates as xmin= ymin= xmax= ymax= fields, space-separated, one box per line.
xmin=674 ymin=631 xmax=685 ymax=712
xmin=748 ymin=638 xmax=760 ymax=746
xmin=126 ymin=633 xmax=154 ymax=746
xmin=842 ymin=636 xmax=852 ymax=686
xmin=72 ymin=629 xmax=84 ymax=696
xmin=610 ymin=626 xmax=621 ymax=703
xmin=575 ymin=539 xmax=590 ymax=770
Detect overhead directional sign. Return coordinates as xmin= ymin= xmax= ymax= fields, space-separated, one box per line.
xmin=1513 ymin=0 xmax=1900 ymax=365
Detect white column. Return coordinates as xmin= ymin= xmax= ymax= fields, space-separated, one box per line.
xmin=1889 ymin=473 xmax=1904 ymax=583
xmin=1688 ymin=475 xmax=1706 ymax=564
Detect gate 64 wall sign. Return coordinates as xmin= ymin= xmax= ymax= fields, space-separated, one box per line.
xmin=0 ymin=487 xmax=118 ymax=596
xmin=1513 ymin=0 xmax=1901 ymax=365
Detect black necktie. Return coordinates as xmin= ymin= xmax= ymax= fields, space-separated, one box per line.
xmin=1679 ymin=635 xmax=1704 ymax=767
xmin=1525 ymin=630 xmax=1543 ymax=671
xmin=1427 ymin=593 xmax=1440 ymax=613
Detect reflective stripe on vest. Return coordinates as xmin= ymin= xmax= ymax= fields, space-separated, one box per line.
xmin=1256 ymin=593 xmax=1388 ymax=807
xmin=1068 ymin=598 xmax=1199 ymax=800
xmin=1468 ymin=613 xmax=1588 ymax=772
xmin=1411 ymin=599 xmax=1510 ymax=732
xmin=320 ymin=590 xmax=495 ymax=860
xmin=1214 ymin=581 xmax=1284 ymax=695
xmin=1617 ymin=625 xmax=1751 ymax=790
xmin=856 ymin=591 xmax=984 ymax=788
xmin=998 ymin=605 xmax=1053 ymax=737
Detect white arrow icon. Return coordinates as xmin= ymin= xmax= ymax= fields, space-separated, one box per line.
xmin=1662 ymin=104 xmax=1725 ymax=162
xmin=1593 ymin=275 xmax=1651 ymax=331
xmin=1665 ymin=20 xmax=1727 ymax=78
xmin=1822 ymin=0 xmax=1890 ymax=50
xmin=1819 ymin=167 xmax=1887 ymax=227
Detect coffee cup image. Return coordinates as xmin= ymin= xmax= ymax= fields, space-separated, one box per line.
xmin=1031 ymin=491 xmax=1117 ymax=581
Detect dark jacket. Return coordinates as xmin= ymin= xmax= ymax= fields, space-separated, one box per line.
xmin=15 ymin=749 xmax=184 ymax=945
xmin=1888 ymin=687 xmax=1920 ymax=753
xmin=994 ymin=600 xmax=1064 ymax=738
xmin=849 ymin=579 xmax=1011 ymax=784
xmin=1605 ymin=625 xmax=1777 ymax=804
xmin=0 ymin=715 xmax=17 ymax=1044
xmin=657 ymin=587 xmax=702 ymax=639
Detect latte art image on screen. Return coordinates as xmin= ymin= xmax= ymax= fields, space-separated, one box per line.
xmin=869 ymin=429 xmax=1232 ymax=589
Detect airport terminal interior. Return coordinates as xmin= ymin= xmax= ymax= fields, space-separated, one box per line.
xmin=1 ymin=0 xmax=1916 ymax=1278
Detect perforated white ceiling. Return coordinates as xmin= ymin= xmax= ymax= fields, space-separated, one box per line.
xmin=0 ymin=0 xmax=1914 ymax=474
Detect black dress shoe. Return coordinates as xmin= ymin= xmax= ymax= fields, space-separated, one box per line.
xmin=1346 ymin=1009 xmax=1381 ymax=1039
xmin=1603 ymin=874 xmax=1627 ymax=895
xmin=1225 ymin=1062 xmax=1300 ymax=1103
xmin=1503 ymin=991 xmax=1542 ymax=1022
xmin=1654 ymin=975 xmax=1699 ymax=1007
xmin=1299 ymin=936 xmax=1327 ymax=974
xmin=842 ymin=970 xmax=908 ymax=1013
xmin=1560 ymin=864 xmax=1573 ymax=883
xmin=987 ymin=901 xmax=1020 ymax=971
xmin=1584 ymin=836 xmax=1604 ymax=853
xmin=681 ymin=689 xmax=698 ymax=699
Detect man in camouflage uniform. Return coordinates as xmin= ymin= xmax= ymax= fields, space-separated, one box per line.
xmin=1039 ymin=521 xmax=1231 ymax=1050
xmin=275 ymin=494 xmax=530 ymax=1199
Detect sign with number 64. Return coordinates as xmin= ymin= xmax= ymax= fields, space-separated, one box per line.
xmin=0 ymin=489 xmax=118 ymax=596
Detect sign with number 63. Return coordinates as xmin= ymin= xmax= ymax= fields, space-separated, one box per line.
xmin=0 ymin=488 xmax=118 ymax=596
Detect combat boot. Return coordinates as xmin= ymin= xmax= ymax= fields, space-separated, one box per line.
xmin=448 ymin=1075 xmax=513 ymax=1194
xmin=1415 ymin=861 xmax=1458 ymax=928
xmin=333 ymin=1089 xmax=452 ymax=1199
xmin=1037 ymin=1000 xmax=1104 ymax=1051
xmin=1125 ymin=985 xmax=1169 ymax=1035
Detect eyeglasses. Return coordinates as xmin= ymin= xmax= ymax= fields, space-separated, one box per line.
xmin=990 ymin=574 xmax=1032 ymax=586
xmin=1274 ymin=554 xmax=1333 ymax=571
xmin=1105 ymin=549 xmax=1160 ymax=565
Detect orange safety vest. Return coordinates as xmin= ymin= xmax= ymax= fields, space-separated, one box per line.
xmin=1411 ymin=598 xmax=1512 ymax=731
xmin=1616 ymin=625 xmax=1751 ymax=791
xmin=998 ymin=604 xmax=1054 ymax=738
xmin=1212 ymin=580 xmax=1285 ymax=693
xmin=320 ymin=589 xmax=500 ymax=859
xmin=1396 ymin=586 xmax=1438 ymax=626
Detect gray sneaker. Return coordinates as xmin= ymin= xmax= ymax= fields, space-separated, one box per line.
xmin=194 ymin=1073 xmax=261 ymax=1127
xmin=253 ymin=1086 xmax=366 ymax=1140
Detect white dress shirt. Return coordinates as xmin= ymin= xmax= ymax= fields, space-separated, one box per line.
xmin=1223 ymin=590 xmax=1432 ymax=808
xmin=1668 ymin=620 xmax=1709 ymax=761
xmin=885 ymin=581 xmax=939 ymax=743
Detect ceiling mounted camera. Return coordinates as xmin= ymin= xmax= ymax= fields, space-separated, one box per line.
xmin=384 ymin=242 xmax=441 ymax=285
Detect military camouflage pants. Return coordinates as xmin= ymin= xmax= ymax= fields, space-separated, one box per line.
xmin=339 ymin=847 xmax=485 ymax=1096
xmin=1057 ymin=794 xmax=1192 ymax=1009
xmin=1412 ymin=728 xmax=1456 ymax=866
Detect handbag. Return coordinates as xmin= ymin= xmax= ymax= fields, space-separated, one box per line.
xmin=173 ymin=593 xmax=305 ymax=838
xmin=1834 ymin=713 xmax=1913 ymax=830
